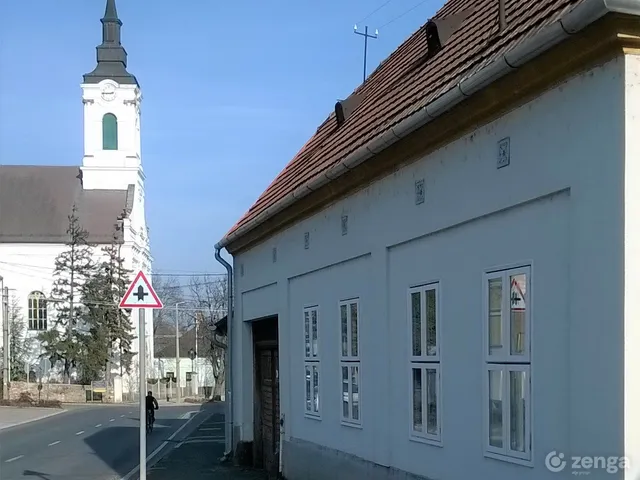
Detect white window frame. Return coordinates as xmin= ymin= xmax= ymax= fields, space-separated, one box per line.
xmin=27 ymin=291 xmax=48 ymax=331
xmin=339 ymin=298 xmax=361 ymax=427
xmin=485 ymin=364 xmax=531 ymax=461
xmin=483 ymin=265 xmax=532 ymax=465
xmin=303 ymin=305 xmax=321 ymax=419
xmin=407 ymin=282 xmax=442 ymax=445
xmin=484 ymin=266 xmax=531 ymax=363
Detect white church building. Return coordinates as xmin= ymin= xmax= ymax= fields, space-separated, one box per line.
xmin=0 ymin=0 xmax=153 ymax=392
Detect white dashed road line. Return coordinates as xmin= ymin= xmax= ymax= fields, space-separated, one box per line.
xmin=48 ymin=441 xmax=61 ymax=446
xmin=75 ymin=430 xmax=84 ymax=436
xmin=5 ymin=455 xmax=23 ymax=463
xmin=110 ymin=418 xmax=115 ymax=422
xmin=120 ymin=414 xmax=125 ymax=417
xmin=95 ymin=424 xmax=102 ymax=427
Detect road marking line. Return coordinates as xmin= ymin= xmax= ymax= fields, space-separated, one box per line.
xmin=120 ymin=411 xmax=204 ymax=480
xmin=5 ymin=455 xmax=23 ymax=463
xmin=177 ymin=438 xmax=224 ymax=447
xmin=95 ymin=424 xmax=102 ymax=427
xmin=48 ymin=441 xmax=61 ymax=446
xmin=110 ymin=418 xmax=115 ymax=422
xmin=76 ymin=431 xmax=84 ymax=435
xmin=120 ymin=414 xmax=125 ymax=417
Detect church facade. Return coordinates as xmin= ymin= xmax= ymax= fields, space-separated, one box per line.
xmin=0 ymin=0 xmax=154 ymax=393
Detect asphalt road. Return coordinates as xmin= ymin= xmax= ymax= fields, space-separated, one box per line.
xmin=0 ymin=403 xmax=212 ymax=480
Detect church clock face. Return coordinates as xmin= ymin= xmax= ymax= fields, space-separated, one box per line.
xmin=101 ymin=83 xmax=116 ymax=102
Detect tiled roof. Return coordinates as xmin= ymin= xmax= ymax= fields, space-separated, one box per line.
xmin=0 ymin=165 xmax=132 ymax=244
xmin=223 ymin=0 xmax=582 ymax=243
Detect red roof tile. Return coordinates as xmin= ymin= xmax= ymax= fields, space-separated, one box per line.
xmin=224 ymin=0 xmax=582 ymax=243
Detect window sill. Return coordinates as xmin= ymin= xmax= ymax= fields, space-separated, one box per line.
xmin=304 ymin=413 xmax=322 ymax=421
xmin=409 ymin=434 xmax=442 ymax=448
xmin=484 ymin=451 xmax=533 ymax=467
xmin=340 ymin=420 xmax=362 ymax=429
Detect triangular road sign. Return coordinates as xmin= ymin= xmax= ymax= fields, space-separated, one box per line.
xmin=119 ymin=270 xmax=163 ymax=309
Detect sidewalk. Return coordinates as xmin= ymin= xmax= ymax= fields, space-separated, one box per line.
xmin=0 ymin=405 xmax=65 ymax=430
xmin=148 ymin=411 xmax=268 ymax=480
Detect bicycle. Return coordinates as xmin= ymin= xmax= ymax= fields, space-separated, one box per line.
xmin=146 ymin=408 xmax=154 ymax=434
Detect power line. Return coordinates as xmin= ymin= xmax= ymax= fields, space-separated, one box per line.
xmin=151 ymin=273 xmax=226 ymax=277
xmin=356 ymin=0 xmax=393 ymax=24
xmin=378 ymin=0 xmax=430 ymax=30
xmin=0 ymin=264 xmax=224 ymax=291
xmin=0 ymin=260 xmax=226 ymax=277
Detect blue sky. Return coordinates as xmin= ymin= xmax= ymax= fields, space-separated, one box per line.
xmin=0 ymin=0 xmax=440 ymax=274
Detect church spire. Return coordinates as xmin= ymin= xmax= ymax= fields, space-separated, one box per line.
xmin=83 ymin=0 xmax=138 ymax=85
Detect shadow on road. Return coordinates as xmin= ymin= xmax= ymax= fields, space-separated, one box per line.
xmin=79 ymin=402 xmax=213 ymax=478
xmin=23 ymin=471 xmax=52 ymax=479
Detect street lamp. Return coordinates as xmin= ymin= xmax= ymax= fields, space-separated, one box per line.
xmin=175 ymin=301 xmax=188 ymax=403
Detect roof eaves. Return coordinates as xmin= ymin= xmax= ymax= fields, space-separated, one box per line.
xmin=216 ymin=0 xmax=639 ymax=251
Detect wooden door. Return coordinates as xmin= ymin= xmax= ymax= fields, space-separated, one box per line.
xmin=256 ymin=346 xmax=279 ymax=476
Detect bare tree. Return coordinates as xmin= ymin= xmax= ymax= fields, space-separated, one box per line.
xmin=188 ymin=275 xmax=227 ymax=399
xmin=152 ymin=275 xmax=185 ymax=335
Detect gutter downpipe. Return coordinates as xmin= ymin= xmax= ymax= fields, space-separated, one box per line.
xmin=214 ymin=245 xmax=234 ymax=460
xmin=216 ymin=0 xmax=640 ymax=252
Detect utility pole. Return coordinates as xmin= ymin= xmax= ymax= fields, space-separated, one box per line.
xmin=354 ymin=25 xmax=378 ymax=83
xmin=175 ymin=301 xmax=187 ymax=403
xmin=2 ymin=283 xmax=9 ymax=401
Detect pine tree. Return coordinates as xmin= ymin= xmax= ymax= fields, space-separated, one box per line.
xmin=38 ymin=205 xmax=96 ymax=383
xmin=81 ymin=224 xmax=134 ymax=384
xmin=8 ymin=297 xmax=33 ymax=381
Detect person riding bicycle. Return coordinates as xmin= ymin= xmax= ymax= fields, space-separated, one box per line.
xmin=145 ymin=391 xmax=159 ymax=425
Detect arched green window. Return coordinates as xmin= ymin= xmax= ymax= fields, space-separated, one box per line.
xmin=102 ymin=113 xmax=118 ymax=150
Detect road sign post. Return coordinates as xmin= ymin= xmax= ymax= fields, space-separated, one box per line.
xmin=119 ymin=270 xmax=163 ymax=480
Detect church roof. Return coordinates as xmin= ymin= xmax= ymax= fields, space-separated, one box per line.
xmin=0 ymin=165 xmax=134 ymax=244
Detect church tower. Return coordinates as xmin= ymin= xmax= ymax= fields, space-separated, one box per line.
xmin=81 ymin=0 xmax=143 ymax=191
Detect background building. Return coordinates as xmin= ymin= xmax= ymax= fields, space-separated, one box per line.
xmin=0 ymin=0 xmax=153 ymax=393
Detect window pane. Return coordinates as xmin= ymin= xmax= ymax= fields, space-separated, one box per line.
xmin=305 ymin=365 xmax=311 ymax=412
xmin=426 ymin=289 xmax=437 ymax=356
xmin=304 ymin=311 xmax=310 ymax=357
xmin=340 ymin=305 xmax=348 ymax=357
xmin=411 ymin=292 xmax=422 ymax=356
xmin=489 ymin=369 xmax=503 ymax=448
xmin=510 ymin=273 xmax=526 ymax=356
xmin=102 ymin=113 xmax=118 ymax=150
xmin=509 ymin=370 xmax=526 ymax=452
xmin=311 ymin=310 xmax=318 ymax=357
xmin=488 ymin=278 xmax=502 ymax=355
xmin=426 ymin=368 xmax=438 ymax=435
xmin=342 ymin=366 xmax=349 ymax=418
xmin=312 ymin=365 xmax=320 ymax=413
xmin=350 ymin=303 xmax=358 ymax=357
xmin=351 ymin=365 xmax=359 ymax=420
xmin=412 ymin=368 xmax=422 ymax=431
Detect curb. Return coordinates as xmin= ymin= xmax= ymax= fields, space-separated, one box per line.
xmin=0 ymin=408 xmax=66 ymax=431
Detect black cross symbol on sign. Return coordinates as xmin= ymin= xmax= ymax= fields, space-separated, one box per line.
xmin=135 ymin=285 xmax=149 ymax=301
xmin=510 ymin=291 xmax=521 ymax=306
